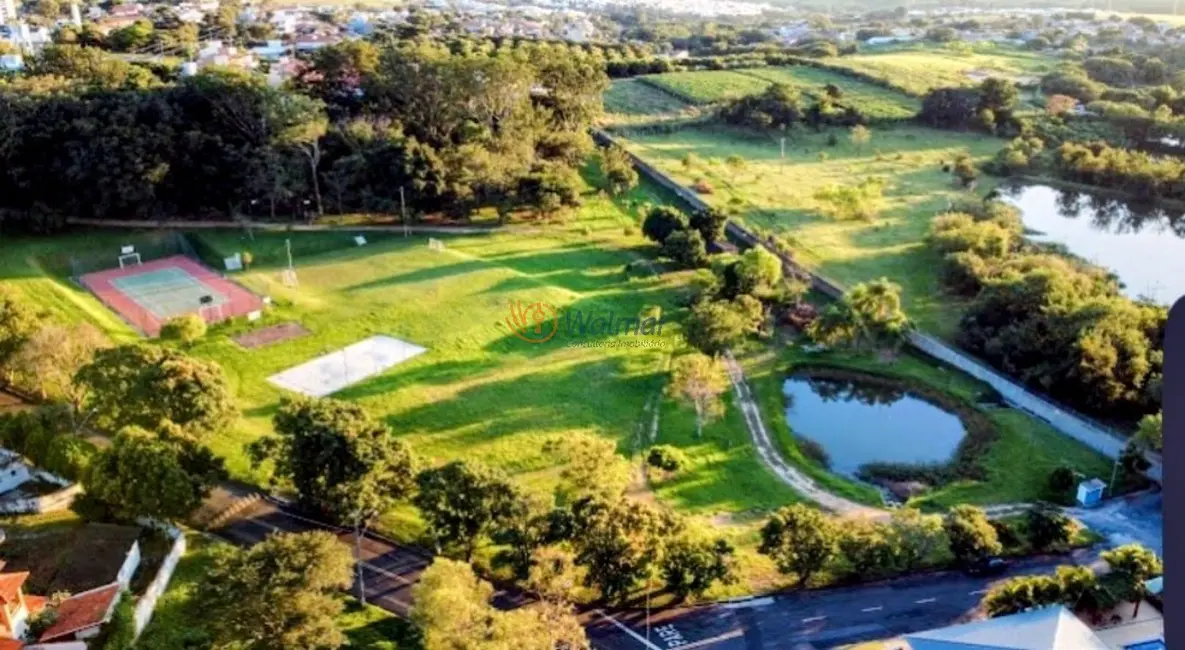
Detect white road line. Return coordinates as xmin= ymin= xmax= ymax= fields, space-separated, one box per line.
xmin=721 ymin=597 xmax=775 ymax=609
xmin=861 ymin=606 xmax=884 ymax=612
xmin=915 ymin=598 xmax=938 ymax=604
xmin=802 ymin=615 xmax=827 ymax=623
xmin=593 ymin=610 xmax=664 ymax=650
xmin=969 ymin=589 xmax=989 ymax=596
xmin=678 ymin=630 xmax=744 ymax=650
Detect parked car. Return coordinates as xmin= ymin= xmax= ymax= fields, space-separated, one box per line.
xmin=965 ymin=557 xmax=1009 ymax=576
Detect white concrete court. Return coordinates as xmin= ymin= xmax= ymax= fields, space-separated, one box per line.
xmin=267 ymin=335 xmax=427 ymax=397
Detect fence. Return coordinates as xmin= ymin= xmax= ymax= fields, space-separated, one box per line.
xmin=131 ymin=522 xmax=186 ymax=639
xmin=0 ymin=483 xmax=82 ymax=515
xmin=65 ymin=230 xmax=196 ymax=281
xmin=593 ymin=129 xmax=1162 ymax=481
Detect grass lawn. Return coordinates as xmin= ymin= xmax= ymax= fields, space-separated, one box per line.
xmin=136 ymin=534 xmax=418 ymax=650
xmin=602 ymin=78 xmax=700 ymax=126
xmin=824 ymin=45 xmax=1056 ymax=95
xmin=616 ymin=123 xmax=1003 ymax=337
xmin=735 ymin=338 xmax=1115 ymax=511
xmin=734 ymin=67 xmax=921 ymax=120
xmin=637 ymin=70 xmax=772 ymax=105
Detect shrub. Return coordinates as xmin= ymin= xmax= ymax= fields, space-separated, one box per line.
xmin=160 ymin=314 xmax=208 ymax=345
xmin=647 ymin=445 xmax=687 ymax=472
xmin=1048 ymin=466 xmax=1078 ymax=499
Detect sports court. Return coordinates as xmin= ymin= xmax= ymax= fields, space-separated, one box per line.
xmin=267 ymin=335 xmax=428 ymax=398
xmin=80 ymin=255 xmax=264 ymax=337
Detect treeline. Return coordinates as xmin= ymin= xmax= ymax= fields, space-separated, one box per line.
xmin=926 ymin=198 xmax=1164 ymax=421
xmin=919 ymin=77 xmax=1021 ymax=135
xmin=718 ymin=83 xmax=870 ymax=131
xmin=0 ymin=39 xmax=608 ymax=230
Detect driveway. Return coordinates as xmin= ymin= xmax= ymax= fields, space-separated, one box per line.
xmin=1067 ymin=489 xmax=1163 ymax=558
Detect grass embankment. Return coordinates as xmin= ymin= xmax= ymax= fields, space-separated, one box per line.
xmin=736 ymin=339 xmax=1115 ymax=511
xmin=136 ymin=534 xmax=418 ymax=650
xmin=602 ymin=78 xmax=700 ymax=126
xmin=617 ymin=123 xmax=1002 ymax=337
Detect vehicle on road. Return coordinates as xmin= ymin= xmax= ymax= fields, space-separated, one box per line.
xmin=964 ymin=557 xmax=1008 ymax=577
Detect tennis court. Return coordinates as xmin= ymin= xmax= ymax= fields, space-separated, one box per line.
xmin=80 ymin=255 xmax=265 ymax=337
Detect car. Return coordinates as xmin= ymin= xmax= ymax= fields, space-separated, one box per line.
xmin=964 ymin=557 xmax=1009 ymax=576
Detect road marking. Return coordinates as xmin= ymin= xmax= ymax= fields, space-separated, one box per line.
xmin=915 ymin=598 xmax=938 ymax=604
xmin=802 ymin=616 xmax=826 ymax=623
xmin=861 ymin=606 xmax=883 ymax=612
xmin=593 ymin=610 xmax=664 ymax=650
xmin=721 ymin=597 xmax=775 ymax=609
xmin=676 ymin=630 xmax=744 ymax=650
xmin=969 ymin=589 xmax=989 ymax=596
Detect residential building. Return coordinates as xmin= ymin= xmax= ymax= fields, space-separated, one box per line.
xmin=38 ymin=583 xmax=122 ymax=644
xmin=903 ymin=604 xmax=1163 ymax=650
xmin=0 ymin=568 xmax=45 ymax=642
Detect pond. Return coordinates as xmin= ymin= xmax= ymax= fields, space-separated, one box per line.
xmin=998 ymin=182 xmax=1185 ymax=305
xmin=782 ymin=375 xmax=967 ymax=478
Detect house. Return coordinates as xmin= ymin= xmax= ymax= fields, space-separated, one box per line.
xmin=0 ymin=569 xmax=46 ymax=641
xmin=903 ymin=604 xmax=1163 ymax=650
xmin=38 ymin=583 xmax=121 ymax=644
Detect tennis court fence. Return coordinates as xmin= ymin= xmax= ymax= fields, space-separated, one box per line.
xmin=66 ymin=231 xmax=198 ymax=281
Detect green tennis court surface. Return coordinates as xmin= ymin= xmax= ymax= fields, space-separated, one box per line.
xmin=111 ymin=267 xmax=229 ymax=320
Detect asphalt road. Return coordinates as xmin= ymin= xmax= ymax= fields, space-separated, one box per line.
xmin=210 ymin=496 xmax=1113 ymax=650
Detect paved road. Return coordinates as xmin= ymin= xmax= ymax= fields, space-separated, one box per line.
xmin=585 ymin=551 xmax=1102 ymax=650
xmin=1068 ymin=490 xmax=1163 ymax=558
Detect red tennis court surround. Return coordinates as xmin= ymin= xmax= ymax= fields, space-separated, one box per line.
xmin=80 ymin=255 xmax=265 ymax=337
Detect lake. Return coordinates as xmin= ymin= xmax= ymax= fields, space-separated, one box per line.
xmin=782 ymin=375 xmax=967 ymax=478
xmin=998 ymin=183 xmax=1185 ymax=305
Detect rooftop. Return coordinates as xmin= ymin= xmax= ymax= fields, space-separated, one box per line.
xmin=905 ymin=606 xmax=1110 ymax=650
xmin=40 ymin=582 xmax=121 ymax=643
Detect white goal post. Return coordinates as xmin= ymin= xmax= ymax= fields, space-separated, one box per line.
xmin=428 ymin=238 xmax=446 ymax=252
xmin=118 ymin=252 xmax=142 ymax=268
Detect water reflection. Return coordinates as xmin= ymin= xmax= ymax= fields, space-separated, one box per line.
xmin=997 ymin=183 xmax=1185 ymax=304
xmin=782 ymin=375 xmax=966 ymax=479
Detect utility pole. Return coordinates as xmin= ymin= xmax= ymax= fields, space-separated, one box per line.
xmin=400 ymin=186 xmax=408 ymax=238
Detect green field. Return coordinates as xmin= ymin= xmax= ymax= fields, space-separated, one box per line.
xmin=736 ymin=67 xmax=921 ymax=120
xmin=616 ymin=123 xmax=1003 ymax=337
xmin=822 ymin=46 xmax=1055 ymax=95
xmin=637 ymin=69 xmax=774 ymax=105
xmin=602 ymin=78 xmax=700 ymax=126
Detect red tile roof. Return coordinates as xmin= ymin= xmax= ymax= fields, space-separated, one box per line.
xmin=40 ymin=583 xmax=121 ymax=643
xmin=0 ymin=573 xmax=29 ymax=605
xmin=0 ymin=639 xmax=23 ymax=650
xmin=24 ymin=594 xmax=47 ymax=617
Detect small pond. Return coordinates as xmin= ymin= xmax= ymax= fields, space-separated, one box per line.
xmin=782 ymin=376 xmax=967 ymax=478
xmin=998 ymin=183 xmax=1185 ymax=305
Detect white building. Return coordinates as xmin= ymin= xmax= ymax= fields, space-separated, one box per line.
xmin=0 ymin=452 xmax=29 ymax=497
xmin=0 ymin=54 xmax=21 ymax=72
xmin=0 ymin=0 xmax=15 ymax=26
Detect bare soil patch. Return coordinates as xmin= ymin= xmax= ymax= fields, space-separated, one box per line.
xmin=233 ymin=322 xmax=309 ymax=349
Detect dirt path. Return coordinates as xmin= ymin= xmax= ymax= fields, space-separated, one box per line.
xmin=722 ymin=350 xmax=887 ymax=520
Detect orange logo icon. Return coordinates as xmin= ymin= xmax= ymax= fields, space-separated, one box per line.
xmin=507 ymin=301 xmax=558 ymax=344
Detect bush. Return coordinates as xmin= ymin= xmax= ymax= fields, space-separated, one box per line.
xmin=647 ymin=445 xmax=687 ymax=472
xmin=160 ymin=314 xmax=207 ymax=345
xmin=661 ymin=230 xmax=710 ymax=269
xmin=1048 ymin=466 xmax=1078 ymax=500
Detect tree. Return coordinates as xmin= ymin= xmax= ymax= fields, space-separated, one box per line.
xmin=667 ymin=353 xmax=729 ymax=439
xmin=889 ymin=507 xmax=946 ymax=572
xmin=1056 ymin=564 xmax=1102 ymax=612
xmin=812 ymin=178 xmax=886 ymax=221
xmin=1101 ymin=544 xmax=1162 ymax=594
xmin=1046 ymin=94 xmax=1079 ymax=116
xmin=159 ymin=314 xmax=208 ymax=346
xmin=838 ymin=519 xmax=899 ymax=578
xmin=544 ymin=432 xmax=631 ymax=503
xmin=0 ymin=288 xmax=41 ymax=384
xmin=84 ymin=425 xmax=227 ymax=522
xmin=414 ymin=558 xmax=588 ymax=650
xmin=642 ymin=205 xmax=689 ymax=244
xmin=601 ymin=145 xmax=638 ymax=196
xmin=1135 ymin=411 xmax=1163 ymax=451
xmin=661 ymin=229 xmax=709 ymax=269
xmin=920 ymin=87 xmax=980 ymax=129
xmin=74 ymin=345 xmax=236 ymax=438
xmin=414 ymin=460 xmax=521 ymax=560
xmin=198 ymin=531 xmax=354 ymax=650
xmin=952 ymin=154 xmax=979 ymax=187
xmin=684 ymin=297 xmax=763 ymax=355
xmin=982 ymin=574 xmax=1063 ymax=617
xmin=944 ymin=505 xmax=1002 ymax=565
xmin=807 ymin=279 xmax=911 ymax=351
xmin=1025 ymin=504 xmax=1072 ymax=552
xmin=733 ymin=246 xmax=784 ymax=300
xmin=850 ymin=125 xmax=871 ymax=151
xmin=979 ymin=77 xmax=1019 ymax=117
xmin=252 ymin=396 xmax=416 ymax=606
xmin=568 ymin=496 xmax=678 ymax=602
xmin=688 ymin=207 xmax=728 ymax=246
xmin=1048 ymin=466 xmax=1079 ymax=501
xmin=660 ymin=533 xmax=737 ymax=599
xmin=1119 ymin=440 xmax=1152 ymax=482
xmin=759 ymin=504 xmax=838 ymax=586
xmin=12 ymin=323 xmax=106 ymax=419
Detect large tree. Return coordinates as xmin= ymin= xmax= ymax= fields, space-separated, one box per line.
xmin=198 ymin=531 xmax=355 ymax=650
xmin=253 ymin=397 xmax=416 ymax=605
xmin=889 ymin=507 xmax=946 ymax=572
xmin=84 ymin=424 xmax=226 ymax=522
xmin=568 ymin=496 xmax=679 ymax=602
xmin=12 ymin=323 xmax=105 ymax=421
xmin=660 ymin=532 xmax=737 ymax=599
xmin=943 ymin=505 xmax=1002 ymax=565
xmin=0 ymin=288 xmax=41 ymax=385
xmin=74 ymin=344 xmax=236 ymax=438
xmin=808 ymin=278 xmax=911 ymax=351
xmin=414 ymin=460 xmax=521 ymax=560
xmin=759 ymin=504 xmax=838 ymax=586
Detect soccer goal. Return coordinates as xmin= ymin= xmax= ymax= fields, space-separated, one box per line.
xmin=281 ymin=268 xmax=299 ymax=287
xmin=118 ymin=246 xmax=142 ymax=269
xmin=428 ymin=238 xmax=446 ymax=252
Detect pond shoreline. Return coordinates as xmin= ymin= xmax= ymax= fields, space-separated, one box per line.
xmin=785 ymin=362 xmax=1001 ymax=490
